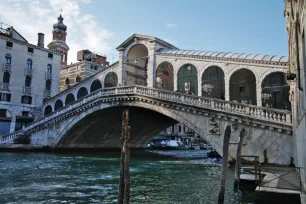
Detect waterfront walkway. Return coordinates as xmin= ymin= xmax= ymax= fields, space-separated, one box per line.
xmin=241 ymin=165 xmax=302 ymax=203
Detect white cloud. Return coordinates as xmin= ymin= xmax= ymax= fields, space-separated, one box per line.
xmin=0 ymin=0 xmax=113 ymax=64
xmin=166 ymin=23 xmax=178 ymax=29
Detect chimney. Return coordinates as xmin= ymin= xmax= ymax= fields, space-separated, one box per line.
xmin=37 ymin=33 xmax=44 ymax=48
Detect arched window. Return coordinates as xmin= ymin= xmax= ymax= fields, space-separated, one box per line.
xmin=90 ymin=79 xmax=102 ymax=92
xmin=44 ymin=105 xmax=52 ymax=116
xmin=77 ymin=87 xmax=88 ymax=99
xmin=201 ymin=66 xmax=225 ymax=99
xmin=76 ymin=75 xmax=81 ymax=83
xmin=262 ymin=72 xmax=290 ymax=110
xmin=177 ymin=64 xmax=198 ymax=95
xmin=46 ymin=80 xmax=51 ymax=91
xmin=156 ymin=62 xmax=174 ymax=91
xmin=47 ymin=64 xmax=52 ymax=74
xmin=54 ymin=99 xmax=64 ymax=111
xmin=104 ymin=72 xmax=118 ymax=88
xmin=26 ymin=59 xmax=32 ymax=69
xmin=25 ymin=76 xmax=32 ymax=87
xmin=65 ymin=93 xmax=75 ymax=105
xmin=230 ymin=69 xmax=257 ymax=105
xmin=3 ymin=72 xmax=10 ymax=84
xmin=5 ymin=53 xmax=11 ymax=64
xmin=65 ymin=77 xmax=70 ymax=89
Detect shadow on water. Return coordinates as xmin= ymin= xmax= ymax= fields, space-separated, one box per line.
xmin=0 ymin=149 xmax=257 ymax=204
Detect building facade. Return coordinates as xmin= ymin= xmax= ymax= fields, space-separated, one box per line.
xmin=59 ymin=60 xmax=106 ymax=92
xmin=0 ymin=23 xmax=61 ymax=135
xmin=284 ymin=0 xmax=306 ymax=190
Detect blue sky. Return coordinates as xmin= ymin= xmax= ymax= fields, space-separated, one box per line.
xmin=0 ymin=0 xmax=287 ymax=63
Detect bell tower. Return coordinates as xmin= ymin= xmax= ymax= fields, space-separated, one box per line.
xmin=47 ymin=14 xmax=69 ymax=66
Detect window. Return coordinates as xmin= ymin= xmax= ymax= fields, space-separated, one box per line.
xmin=179 ymin=125 xmax=181 ymax=132
xmin=28 ymin=47 xmax=34 ymax=53
xmin=48 ymin=53 xmax=53 ymax=58
xmin=0 ymin=93 xmax=11 ymax=102
xmin=5 ymin=53 xmax=12 ymax=64
xmin=26 ymin=59 xmax=32 ymax=69
xmin=47 ymin=64 xmax=52 ymax=74
xmin=6 ymin=41 xmax=13 ymax=47
xmin=76 ymin=75 xmax=81 ymax=83
xmin=3 ymin=72 xmax=10 ymax=84
xmin=65 ymin=77 xmax=70 ymax=89
xmin=21 ymin=96 xmax=32 ymax=104
xmin=25 ymin=76 xmax=32 ymax=87
xmin=46 ymin=80 xmax=51 ymax=90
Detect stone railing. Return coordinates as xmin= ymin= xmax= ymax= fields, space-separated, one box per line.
xmin=133 ymin=86 xmax=292 ymax=125
xmin=24 ymin=68 xmax=33 ymax=76
xmin=0 ymin=82 xmax=10 ymax=91
xmin=0 ymin=86 xmax=293 ymax=144
xmin=2 ymin=63 xmax=11 ymax=72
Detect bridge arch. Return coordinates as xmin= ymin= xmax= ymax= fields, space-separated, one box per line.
xmin=261 ymin=71 xmax=290 ymax=110
xmin=201 ymin=65 xmax=225 ymax=99
xmin=44 ymin=105 xmax=53 ymax=116
xmin=229 ymin=68 xmax=257 ymax=105
xmin=177 ymin=63 xmax=198 ymax=94
xmin=54 ymin=103 xmax=220 ymax=153
xmin=155 ymin=61 xmax=174 ymax=90
xmin=54 ymin=99 xmax=64 ymax=111
xmin=104 ymin=72 xmax=118 ymax=88
xmin=125 ymin=44 xmax=149 ymax=86
xmin=77 ymin=87 xmax=89 ymax=99
xmin=90 ymin=79 xmax=102 ymax=92
xmin=65 ymin=93 xmax=75 ymax=105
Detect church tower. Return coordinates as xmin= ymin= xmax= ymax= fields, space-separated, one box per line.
xmin=47 ymin=14 xmax=69 ymax=66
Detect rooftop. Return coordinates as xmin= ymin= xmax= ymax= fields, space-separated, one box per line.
xmin=157 ymin=48 xmax=288 ymax=63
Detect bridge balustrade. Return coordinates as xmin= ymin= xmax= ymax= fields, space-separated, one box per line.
xmin=1 ymin=86 xmax=292 ymax=144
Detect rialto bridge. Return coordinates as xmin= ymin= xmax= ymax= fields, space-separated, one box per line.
xmin=0 ymin=34 xmax=294 ymax=165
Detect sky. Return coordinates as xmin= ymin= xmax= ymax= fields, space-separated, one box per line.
xmin=0 ymin=0 xmax=288 ymax=64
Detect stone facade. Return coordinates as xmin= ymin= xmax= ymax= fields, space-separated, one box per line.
xmin=59 ymin=61 xmax=106 ymax=92
xmin=284 ymin=0 xmax=306 ymax=190
xmin=0 ymin=23 xmax=61 ymax=135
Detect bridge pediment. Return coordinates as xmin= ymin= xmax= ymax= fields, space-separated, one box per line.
xmin=116 ymin=33 xmax=177 ymax=52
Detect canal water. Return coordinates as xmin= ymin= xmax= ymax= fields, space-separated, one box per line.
xmin=0 ymin=150 xmax=255 ymax=204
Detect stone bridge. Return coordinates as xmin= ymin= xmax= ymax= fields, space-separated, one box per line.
xmin=0 ymin=85 xmax=293 ymax=165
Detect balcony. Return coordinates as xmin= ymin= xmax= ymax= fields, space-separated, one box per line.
xmin=45 ymin=72 xmax=52 ymax=80
xmin=24 ymin=68 xmax=33 ymax=76
xmin=23 ymin=86 xmax=31 ymax=95
xmin=44 ymin=89 xmax=51 ymax=98
xmin=3 ymin=64 xmax=11 ymax=72
xmin=0 ymin=83 xmax=10 ymax=91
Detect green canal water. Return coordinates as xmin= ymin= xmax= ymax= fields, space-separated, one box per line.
xmin=0 ymin=151 xmax=255 ymax=204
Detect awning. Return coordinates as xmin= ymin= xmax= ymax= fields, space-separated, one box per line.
xmin=153 ymin=135 xmax=170 ymax=140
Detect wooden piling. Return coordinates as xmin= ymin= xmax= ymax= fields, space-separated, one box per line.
xmin=123 ymin=125 xmax=131 ymax=204
xmin=234 ymin=128 xmax=246 ymax=186
xmin=218 ymin=125 xmax=231 ymax=204
xmin=118 ymin=109 xmax=130 ymax=204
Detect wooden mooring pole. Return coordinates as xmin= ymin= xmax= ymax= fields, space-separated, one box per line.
xmin=218 ymin=125 xmax=231 ymax=204
xmin=118 ymin=109 xmax=131 ymax=204
xmin=234 ymin=128 xmax=246 ymax=186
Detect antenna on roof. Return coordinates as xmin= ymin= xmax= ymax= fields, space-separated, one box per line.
xmin=60 ymin=8 xmax=63 ymax=15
